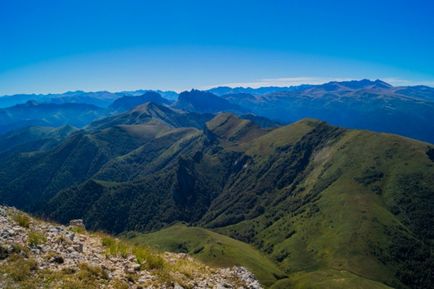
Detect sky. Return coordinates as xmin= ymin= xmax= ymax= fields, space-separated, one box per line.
xmin=1 ymin=0 xmax=434 ymax=94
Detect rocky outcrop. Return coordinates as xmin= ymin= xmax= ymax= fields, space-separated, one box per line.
xmin=0 ymin=206 xmax=261 ymax=289
xmin=69 ymin=218 xmax=85 ymax=229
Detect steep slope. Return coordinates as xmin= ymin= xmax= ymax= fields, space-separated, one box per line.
xmin=44 ymin=114 xmax=270 ymax=233
xmin=0 ymin=124 xmax=156 ymax=211
xmin=0 ymin=104 xmax=215 ymax=222
xmin=207 ymin=122 xmax=434 ymax=289
xmin=45 ymin=130 xmax=225 ymax=233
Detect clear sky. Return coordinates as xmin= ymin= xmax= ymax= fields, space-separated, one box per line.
xmin=1 ymin=0 xmax=434 ymax=94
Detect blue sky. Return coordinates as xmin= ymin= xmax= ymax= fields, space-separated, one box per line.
xmin=1 ymin=0 xmax=434 ymax=94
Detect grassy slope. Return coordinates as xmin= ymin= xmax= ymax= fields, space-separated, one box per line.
xmin=271 ymin=269 xmax=393 ymax=289
xmin=216 ymin=127 xmax=434 ymax=289
xmin=125 ymin=224 xmax=286 ymax=287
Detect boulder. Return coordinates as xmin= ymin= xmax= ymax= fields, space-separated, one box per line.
xmin=69 ymin=219 xmax=85 ymax=229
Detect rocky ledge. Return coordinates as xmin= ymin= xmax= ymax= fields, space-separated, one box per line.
xmin=0 ymin=206 xmax=261 ymax=289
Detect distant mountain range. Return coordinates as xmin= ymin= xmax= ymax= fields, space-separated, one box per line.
xmin=3 ymin=79 xmax=432 ymax=143
xmin=0 ymin=101 xmax=105 ymax=134
xmin=0 ymin=89 xmax=178 ymax=108
xmin=0 ymin=101 xmax=432 ymax=289
xmin=175 ymin=89 xmax=244 ymax=113
xmin=207 ymin=84 xmax=314 ymax=96
xmin=109 ymin=91 xmax=173 ymax=112
xmin=207 ymin=79 xmax=434 ymax=143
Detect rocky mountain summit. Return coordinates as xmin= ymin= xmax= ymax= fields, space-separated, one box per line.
xmin=0 ymin=206 xmax=261 ymax=289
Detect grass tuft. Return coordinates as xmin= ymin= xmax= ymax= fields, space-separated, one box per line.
xmin=100 ymin=234 xmax=167 ymax=270
xmin=70 ymin=226 xmax=86 ymax=234
xmin=28 ymin=231 xmax=47 ymax=247
xmin=12 ymin=212 xmax=31 ymax=228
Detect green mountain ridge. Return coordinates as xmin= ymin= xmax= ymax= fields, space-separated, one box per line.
xmin=0 ymin=103 xmax=432 ymax=289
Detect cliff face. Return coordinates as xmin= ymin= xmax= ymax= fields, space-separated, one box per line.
xmin=0 ymin=206 xmax=261 ymax=289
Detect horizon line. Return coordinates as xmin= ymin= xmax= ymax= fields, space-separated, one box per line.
xmin=1 ymin=77 xmax=434 ymax=97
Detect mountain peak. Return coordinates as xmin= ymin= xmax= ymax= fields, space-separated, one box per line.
xmin=89 ymin=101 xmax=213 ymax=130
xmin=110 ymin=91 xmax=171 ymax=112
xmin=206 ymin=113 xmax=265 ymax=142
xmin=319 ymin=79 xmax=393 ymax=90
xmin=178 ymin=89 xmax=219 ymax=102
xmin=176 ymin=90 xmax=242 ymax=113
xmin=373 ymin=79 xmax=392 ymax=88
xmin=132 ymin=101 xmax=168 ymax=114
xmin=23 ymin=100 xmax=39 ymax=107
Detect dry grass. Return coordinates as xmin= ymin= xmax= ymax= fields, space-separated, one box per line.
xmin=12 ymin=212 xmax=31 ymax=228
xmin=27 ymin=231 xmax=47 ymax=247
xmin=0 ymin=254 xmax=37 ymax=282
xmin=0 ymin=217 xmax=220 ymax=289
xmin=100 ymin=234 xmax=167 ymax=270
